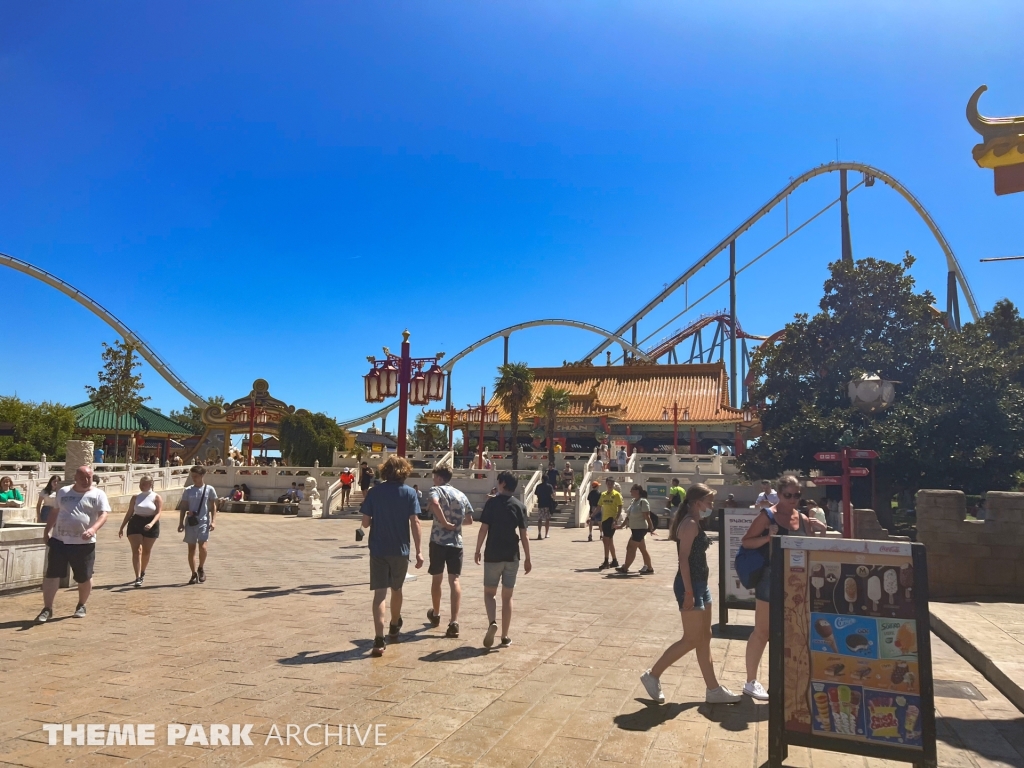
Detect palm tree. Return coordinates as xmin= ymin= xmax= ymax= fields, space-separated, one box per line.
xmin=494 ymin=363 xmax=535 ymax=470
xmin=535 ymin=385 xmax=571 ymax=469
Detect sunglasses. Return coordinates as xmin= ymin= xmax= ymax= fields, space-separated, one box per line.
xmin=781 ymin=491 xmax=802 ymax=500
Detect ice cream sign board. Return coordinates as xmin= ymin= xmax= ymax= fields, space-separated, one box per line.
xmin=768 ymin=537 xmax=935 ymax=767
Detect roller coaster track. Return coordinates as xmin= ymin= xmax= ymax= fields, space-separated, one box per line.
xmin=582 ymin=160 xmax=981 ymax=362
xmin=645 ymin=310 xmax=767 ymax=362
xmin=0 ymin=251 xmax=208 ymax=408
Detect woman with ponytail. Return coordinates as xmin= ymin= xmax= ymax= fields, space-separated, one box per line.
xmin=640 ymin=483 xmax=742 ymax=705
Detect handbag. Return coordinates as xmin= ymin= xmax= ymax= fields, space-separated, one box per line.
xmin=734 ymin=509 xmax=774 ymax=589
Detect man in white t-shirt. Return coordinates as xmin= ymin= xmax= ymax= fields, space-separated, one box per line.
xmin=755 ymin=480 xmax=779 ymax=510
xmin=37 ymin=466 xmax=111 ymax=622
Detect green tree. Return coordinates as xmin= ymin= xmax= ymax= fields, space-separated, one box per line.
xmin=85 ymin=340 xmax=149 ymax=462
xmin=408 ymin=413 xmax=446 ymax=451
xmin=0 ymin=396 xmax=77 ymax=461
xmin=535 ymin=385 xmax=571 ymax=469
xmin=279 ymin=411 xmax=346 ymax=467
xmin=494 ymin=362 xmax=535 ymax=469
xmin=739 ymin=256 xmax=1024 ymax=499
xmin=169 ymin=396 xmax=226 ymax=434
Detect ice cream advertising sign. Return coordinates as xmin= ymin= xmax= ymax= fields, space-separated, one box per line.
xmin=769 ymin=537 xmax=935 ymax=766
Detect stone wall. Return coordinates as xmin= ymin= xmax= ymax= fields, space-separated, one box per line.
xmin=915 ymin=490 xmax=1024 ymax=600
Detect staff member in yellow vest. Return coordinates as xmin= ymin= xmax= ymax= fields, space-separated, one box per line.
xmin=598 ymin=476 xmax=622 ymax=571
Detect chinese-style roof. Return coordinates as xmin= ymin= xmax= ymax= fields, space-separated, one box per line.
xmin=71 ymin=402 xmax=198 ymax=436
xmin=423 ymin=362 xmax=751 ymax=427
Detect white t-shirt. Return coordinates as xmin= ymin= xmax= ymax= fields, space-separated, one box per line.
xmin=52 ymin=486 xmax=111 ymax=544
xmin=593 ymin=459 xmax=604 ymax=471
xmin=38 ymin=490 xmax=57 ymax=510
xmin=756 ymin=490 xmax=779 ymax=508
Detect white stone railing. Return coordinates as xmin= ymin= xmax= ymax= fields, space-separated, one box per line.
xmin=0 ymin=462 xmax=193 ymax=510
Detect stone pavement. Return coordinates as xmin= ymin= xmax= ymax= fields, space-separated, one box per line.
xmin=0 ymin=514 xmax=1021 ymax=767
xmin=931 ymin=602 xmax=1024 ymax=716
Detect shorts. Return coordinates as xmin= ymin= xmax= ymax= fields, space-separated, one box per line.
xmin=342 ymin=484 xmax=352 ymax=491
xmin=183 ymin=518 xmax=210 ymax=544
xmin=537 ymin=506 xmax=552 ymax=522
xmin=673 ymin=572 xmax=712 ymax=610
xmin=483 ymin=560 xmax=520 ymax=589
xmin=428 ymin=542 xmax=463 ymax=576
xmin=370 ymin=554 xmax=409 ymax=591
xmin=126 ymin=515 xmax=160 ymax=539
xmin=629 ymin=528 xmax=648 ymax=543
xmin=601 ymin=518 xmax=616 ymax=538
xmin=589 ymin=506 xmax=601 ymax=523
xmin=39 ymin=507 xmax=54 ymax=524
xmin=755 ymin=563 xmax=773 ymax=602
xmin=45 ymin=539 xmax=96 ymax=583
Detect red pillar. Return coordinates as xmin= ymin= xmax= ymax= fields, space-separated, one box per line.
xmin=842 ymin=448 xmax=852 ymax=538
xmin=689 ymin=427 xmax=698 ymax=454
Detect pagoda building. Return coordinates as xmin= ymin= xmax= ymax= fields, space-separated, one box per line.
xmin=424 ymin=361 xmax=759 ymax=456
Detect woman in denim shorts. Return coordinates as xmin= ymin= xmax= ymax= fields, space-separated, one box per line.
xmin=740 ymin=474 xmax=826 ymax=701
xmin=640 ymin=484 xmax=741 ymax=706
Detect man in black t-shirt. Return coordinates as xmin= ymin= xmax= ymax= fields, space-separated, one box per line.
xmin=475 ymin=471 xmax=532 ymax=649
xmin=534 ymin=478 xmax=555 ymax=540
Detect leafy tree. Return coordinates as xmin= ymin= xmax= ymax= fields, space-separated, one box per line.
xmin=494 ymin=362 xmax=535 ymax=469
xmin=408 ymin=413 xmax=446 ymax=451
xmin=169 ymin=396 xmax=226 ymax=434
xmin=739 ymin=256 xmax=1024 ymax=499
xmin=0 ymin=396 xmax=77 ymax=460
xmin=279 ymin=411 xmax=346 ymax=467
xmin=535 ymin=385 xmax=571 ymax=469
xmin=85 ymin=340 xmax=148 ymax=461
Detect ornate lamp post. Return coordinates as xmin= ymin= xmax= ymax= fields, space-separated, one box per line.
xmin=241 ymin=399 xmax=268 ymax=466
xmin=465 ymin=387 xmax=499 ymax=469
xmin=363 ymin=330 xmax=446 ymax=457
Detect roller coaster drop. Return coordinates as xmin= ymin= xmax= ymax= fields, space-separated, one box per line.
xmin=1 ymin=161 xmax=979 ymax=430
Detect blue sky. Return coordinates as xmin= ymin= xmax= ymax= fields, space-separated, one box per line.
xmin=1 ymin=1 xmax=1021 ymax=427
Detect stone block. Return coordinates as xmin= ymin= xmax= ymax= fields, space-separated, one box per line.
xmin=977 ymin=559 xmax=1016 ymax=587
xmin=956 ymin=544 xmax=993 ymax=560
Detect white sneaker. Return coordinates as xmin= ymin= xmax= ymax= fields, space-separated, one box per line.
xmin=743 ymin=680 xmax=769 ymax=701
xmin=706 ymin=685 xmax=742 ymax=704
xmin=640 ymin=670 xmax=665 ymax=704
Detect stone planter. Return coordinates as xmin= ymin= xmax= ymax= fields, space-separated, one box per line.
xmin=0 ymin=523 xmax=46 ymax=594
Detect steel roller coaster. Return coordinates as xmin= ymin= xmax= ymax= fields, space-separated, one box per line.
xmin=1 ymin=161 xmax=979 ymax=429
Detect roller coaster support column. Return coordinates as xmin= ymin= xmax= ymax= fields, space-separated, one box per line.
xmin=946 ymin=271 xmax=962 ymax=332
xmin=503 ymin=335 xmax=509 ymax=366
xmin=729 ymin=241 xmax=738 ymax=407
xmin=840 ymin=169 xmax=853 ymax=264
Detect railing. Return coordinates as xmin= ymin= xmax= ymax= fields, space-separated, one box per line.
xmin=520 ymin=469 xmax=542 ymax=517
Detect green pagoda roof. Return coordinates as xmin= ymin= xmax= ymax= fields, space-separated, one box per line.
xmin=71 ymin=401 xmax=198 ymax=436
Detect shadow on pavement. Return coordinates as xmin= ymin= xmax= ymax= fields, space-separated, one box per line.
xmin=616 ymin=697 xmax=764 ymax=732
xmin=419 ymin=646 xmax=491 ymax=662
xmin=713 ymin=624 xmax=754 ymax=640
xmin=935 ymin=715 xmax=1024 ymax=766
xmin=614 ymin=701 xmax=701 ymax=730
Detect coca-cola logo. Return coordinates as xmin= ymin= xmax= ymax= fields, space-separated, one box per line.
xmin=878 ymin=545 xmax=901 ymax=553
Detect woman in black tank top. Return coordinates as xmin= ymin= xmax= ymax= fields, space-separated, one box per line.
xmin=739 ymin=475 xmax=826 ymax=701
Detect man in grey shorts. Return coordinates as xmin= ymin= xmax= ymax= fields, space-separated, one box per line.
xmin=474 ymin=471 xmax=531 ymax=649
xmin=361 ymin=456 xmax=424 ymax=657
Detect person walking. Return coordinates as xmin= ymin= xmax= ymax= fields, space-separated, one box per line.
xmin=616 ymin=446 xmax=628 ymax=473
xmin=360 ymin=456 xmax=424 ymax=657
xmin=586 ymin=480 xmax=602 ymax=541
xmin=754 ymin=479 xmax=778 ymax=511
xmin=177 ymin=466 xmax=217 ymax=585
xmin=359 ymin=462 xmax=374 ymax=495
xmin=425 ymin=463 xmax=473 ymax=639
xmin=561 ymin=461 xmax=575 ymax=504
xmin=35 ymin=475 xmax=62 ymax=524
xmin=616 ymin=484 xmax=655 ymax=574
xmin=740 ymin=474 xmax=826 ymax=701
xmin=534 ymin=475 xmax=555 ymax=540
xmin=640 ymin=483 xmax=742 ymax=705
xmin=36 ymin=466 xmax=110 ymax=622
xmin=597 ymin=477 xmax=622 ymax=570
xmin=666 ymin=478 xmax=686 ymax=514
xmin=339 ymin=467 xmax=355 ymax=509
xmin=475 ymin=471 xmax=531 ymax=649
xmin=118 ymin=475 xmax=163 ymax=587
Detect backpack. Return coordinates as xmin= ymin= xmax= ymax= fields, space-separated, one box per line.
xmin=734 ymin=509 xmax=774 ymax=589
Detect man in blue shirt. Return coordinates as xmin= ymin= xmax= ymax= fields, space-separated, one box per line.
xmin=360 ymin=456 xmax=423 ymax=656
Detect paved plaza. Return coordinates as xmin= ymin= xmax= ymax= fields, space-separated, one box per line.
xmin=0 ymin=514 xmax=1022 ymax=768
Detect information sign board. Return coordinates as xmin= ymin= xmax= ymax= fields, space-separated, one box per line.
xmin=769 ymin=537 xmax=936 ymax=767
xmin=718 ymin=506 xmax=760 ymax=625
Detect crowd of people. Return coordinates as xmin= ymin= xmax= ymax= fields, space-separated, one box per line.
xmin=28 ymin=452 xmax=832 ymax=710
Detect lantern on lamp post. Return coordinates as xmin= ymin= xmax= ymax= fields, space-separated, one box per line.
xmin=363 ymin=331 xmax=447 ymax=457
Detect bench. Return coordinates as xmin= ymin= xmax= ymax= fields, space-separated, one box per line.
xmin=219 ymin=501 xmax=297 ymax=515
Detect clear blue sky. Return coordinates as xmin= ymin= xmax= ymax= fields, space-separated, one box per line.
xmin=1 ymin=1 xmax=1021 ymax=426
